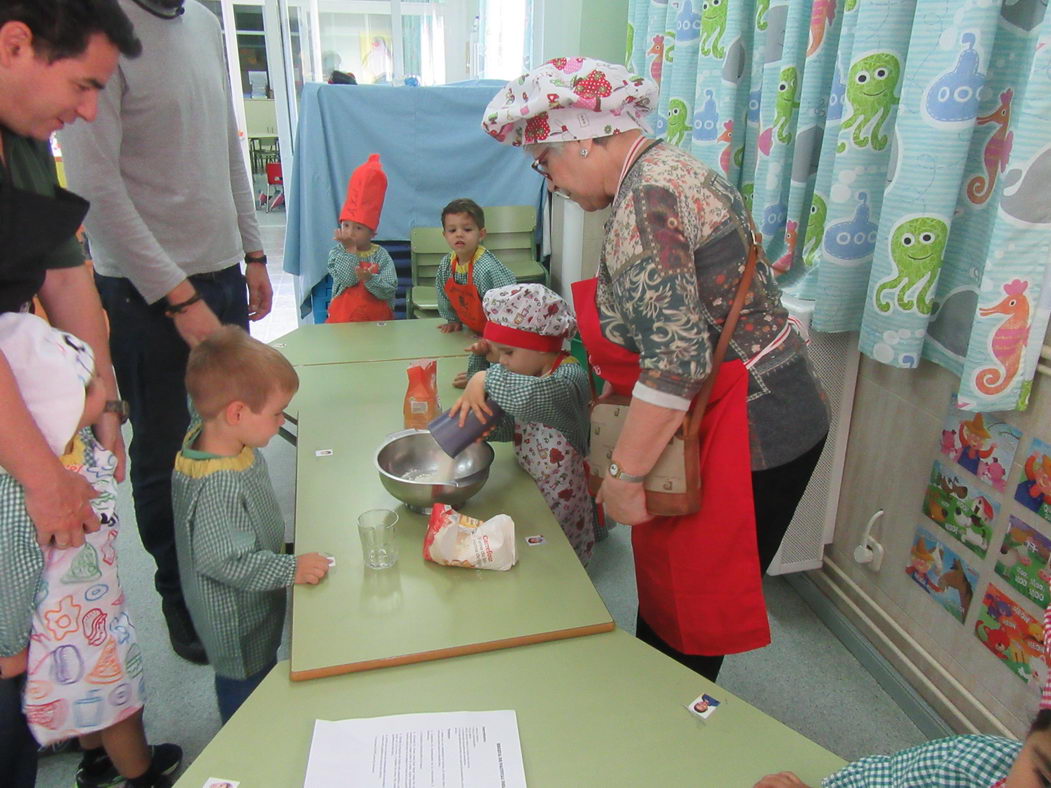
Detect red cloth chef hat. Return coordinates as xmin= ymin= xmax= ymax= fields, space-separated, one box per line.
xmin=339 ymin=153 xmax=387 ymax=231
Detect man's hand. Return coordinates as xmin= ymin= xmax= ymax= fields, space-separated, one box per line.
xmin=0 ymin=649 xmax=28 ymax=680
xmin=92 ymin=411 xmax=127 ymax=483
xmin=245 ymin=259 xmax=273 ymax=321
xmin=25 ymin=466 xmax=100 ymax=548
xmin=294 ymin=552 xmax=331 ymax=585
xmin=171 ymin=299 xmax=222 ymax=348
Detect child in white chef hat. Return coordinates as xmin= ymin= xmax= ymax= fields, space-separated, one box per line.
xmin=0 ymin=312 xmax=180 ymax=787
xmin=451 ymin=284 xmax=596 ymax=565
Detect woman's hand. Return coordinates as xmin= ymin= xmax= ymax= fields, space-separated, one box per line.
xmin=596 ymin=474 xmax=651 ymax=525
xmin=449 ymin=371 xmax=491 ymax=427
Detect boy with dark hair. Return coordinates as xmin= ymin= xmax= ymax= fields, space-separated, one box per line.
xmin=173 ymin=327 xmax=330 ymax=723
xmin=435 ymin=197 xmax=515 ymax=336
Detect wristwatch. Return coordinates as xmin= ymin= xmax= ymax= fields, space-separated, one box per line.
xmin=608 ymin=461 xmax=645 ymax=483
xmin=245 ymin=253 xmax=267 ymax=265
xmin=103 ymin=399 xmax=130 ymax=424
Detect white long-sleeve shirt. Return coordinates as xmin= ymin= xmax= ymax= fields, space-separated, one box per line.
xmin=58 ymin=0 xmax=262 ymax=305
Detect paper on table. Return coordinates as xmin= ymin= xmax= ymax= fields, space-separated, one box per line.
xmin=303 ymin=710 xmax=527 ymax=788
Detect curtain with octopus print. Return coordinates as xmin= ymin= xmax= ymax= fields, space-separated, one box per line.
xmin=626 ymin=0 xmax=1051 ymax=412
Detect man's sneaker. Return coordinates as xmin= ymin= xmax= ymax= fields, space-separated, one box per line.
xmin=162 ymin=597 xmax=208 ymax=665
xmin=74 ymin=743 xmax=183 ymax=788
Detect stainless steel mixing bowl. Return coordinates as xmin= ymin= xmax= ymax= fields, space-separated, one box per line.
xmin=375 ymin=429 xmax=495 ymax=512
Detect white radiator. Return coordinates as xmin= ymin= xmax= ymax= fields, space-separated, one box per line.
xmin=767 ymin=296 xmax=861 ymax=575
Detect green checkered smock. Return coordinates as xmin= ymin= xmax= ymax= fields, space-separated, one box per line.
xmin=0 ymin=475 xmax=42 ymax=657
xmin=172 ymin=428 xmax=296 ymax=680
xmin=484 ymin=357 xmax=591 ymax=456
xmin=326 ymin=242 xmax=397 ymax=305
xmin=822 ymin=734 xmax=1018 ymax=787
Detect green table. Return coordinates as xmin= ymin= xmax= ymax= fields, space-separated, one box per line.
xmin=176 ymin=629 xmax=845 ymax=787
xmin=271 ymin=318 xmax=469 ymax=367
xmin=289 ymin=359 xmax=613 ymax=680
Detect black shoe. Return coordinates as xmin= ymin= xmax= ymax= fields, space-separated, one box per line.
xmin=162 ymin=597 xmax=208 ymax=665
xmin=75 ymin=743 xmax=183 ymax=788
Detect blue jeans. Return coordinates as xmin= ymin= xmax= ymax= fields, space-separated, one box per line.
xmin=0 ymin=675 xmax=36 ymax=788
xmin=95 ymin=266 xmax=249 ymax=603
xmin=214 ymin=661 xmax=275 ymax=723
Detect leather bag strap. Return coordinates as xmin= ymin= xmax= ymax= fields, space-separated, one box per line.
xmin=681 ymin=243 xmax=761 ymax=439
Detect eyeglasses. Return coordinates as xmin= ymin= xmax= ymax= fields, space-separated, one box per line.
xmin=530 ymin=155 xmax=550 ymax=178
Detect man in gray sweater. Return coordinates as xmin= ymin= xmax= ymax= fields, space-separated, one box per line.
xmin=59 ymin=0 xmax=273 ymax=665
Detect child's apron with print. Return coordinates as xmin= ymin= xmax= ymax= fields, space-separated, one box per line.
xmin=326 ymin=263 xmax=393 ymax=323
xmin=445 ymin=257 xmax=487 ymax=335
xmin=514 ymin=408 xmax=596 ymax=566
xmin=23 ymin=431 xmax=146 ymax=745
xmin=572 ymin=277 xmax=769 ymax=655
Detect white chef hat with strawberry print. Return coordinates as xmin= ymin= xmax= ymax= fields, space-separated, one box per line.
xmin=481 ymin=57 xmax=657 ymax=147
xmin=482 ymin=284 xmax=577 ymax=353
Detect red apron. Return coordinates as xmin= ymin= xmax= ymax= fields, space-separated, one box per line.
xmin=326 ymin=267 xmax=393 ymax=323
xmin=444 ymin=257 xmax=487 ymax=334
xmin=572 ymin=277 xmax=770 ymax=655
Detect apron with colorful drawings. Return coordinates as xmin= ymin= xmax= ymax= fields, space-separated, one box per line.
xmin=23 ymin=431 xmax=146 ymax=745
xmin=512 ymin=356 xmax=596 ymax=566
xmin=444 ymin=257 xmax=487 ymax=335
xmin=572 ymin=277 xmax=769 ymax=655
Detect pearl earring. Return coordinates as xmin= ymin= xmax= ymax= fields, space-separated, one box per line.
xmin=579 ymin=148 xmax=589 ymax=158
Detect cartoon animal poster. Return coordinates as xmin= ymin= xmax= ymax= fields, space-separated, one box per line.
xmin=923 ymin=461 xmax=999 ymax=557
xmin=995 ymin=516 xmax=1051 ymax=608
xmin=974 ymin=583 xmax=1048 ymax=685
xmin=938 ymin=397 xmax=1021 ymax=495
xmin=906 ymin=526 xmax=979 ymax=622
xmin=1015 ymin=438 xmax=1051 ymax=525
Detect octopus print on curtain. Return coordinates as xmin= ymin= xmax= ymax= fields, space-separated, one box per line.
xmin=627 ymin=0 xmax=1051 ymax=412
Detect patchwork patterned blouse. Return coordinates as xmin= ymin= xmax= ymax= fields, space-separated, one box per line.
xmin=596 ymin=141 xmax=829 ymax=470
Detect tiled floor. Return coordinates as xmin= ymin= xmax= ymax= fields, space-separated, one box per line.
xmin=248 ymin=209 xmax=300 ymax=344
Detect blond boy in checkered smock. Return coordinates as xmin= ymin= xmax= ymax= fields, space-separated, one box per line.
xmin=172 ymin=327 xmax=330 ymax=723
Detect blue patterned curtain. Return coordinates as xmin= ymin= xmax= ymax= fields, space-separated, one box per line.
xmin=626 ymin=0 xmax=1051 ymax=412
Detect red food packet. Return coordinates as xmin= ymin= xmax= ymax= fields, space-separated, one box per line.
xmin=404 ymin=359 xmax=439 ymax=430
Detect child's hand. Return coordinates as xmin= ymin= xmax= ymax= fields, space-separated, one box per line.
xmin=439 ymin=321 xmax=462 ymax=334
xmin=294 ymin=552 xmax=331 ymax=585
xmin=333 ymin=226 xmax=356 ymax=252
xmin=0 ymin=648 xmax=28 ymax=679
xmin=452 ymin=371 xmax=469 ymax=389
xmin=464 ymin=340 xmax=491 ymax=363
xmin=357 ymin=266 xmax=375 ymax=282
xmin=449 ymin=371 xmax=491 ymax=427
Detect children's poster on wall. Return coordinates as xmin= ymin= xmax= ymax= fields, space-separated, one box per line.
xmin=906 ymin=526 xmax=978 ymax=622
xmin=995 ymin=516 xmax=1051 ymax=608
xmin=974 ymin=583 xmax=1048 ymax=686
xmin=938 ymin=399 xmax=1021 ymax=495
xmin=1015 ymin=438 xmax=1051 ymax=525
xmin=923 ymin=461 xmax=999 ymax=558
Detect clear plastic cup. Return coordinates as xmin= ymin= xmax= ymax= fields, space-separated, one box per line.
xmin=357 ymin=509 xmax=399 ymax=570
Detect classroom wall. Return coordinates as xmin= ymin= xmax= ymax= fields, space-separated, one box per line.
xmin=814 ymin=350 xmax=1051 ymax=738
xmin=540 ymin=0 xmax=629 ymax=64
